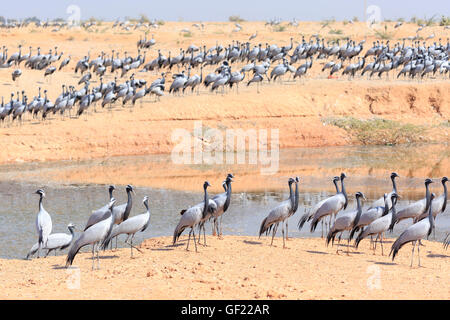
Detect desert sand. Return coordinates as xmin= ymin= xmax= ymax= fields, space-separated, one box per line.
xmin=0 ymin=236 xmax=448 ymax=300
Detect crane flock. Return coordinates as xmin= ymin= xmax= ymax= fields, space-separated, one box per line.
xmin=23 ymin=173 xmax=448 ymax=270
xmin=0 ymin=32 xmax=449 ymax=126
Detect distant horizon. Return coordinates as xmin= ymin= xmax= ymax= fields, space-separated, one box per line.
xmin=0 ymin=0 xmax=448 ymax=23
xmin=1 ymin=16 xmax=447 ymax=23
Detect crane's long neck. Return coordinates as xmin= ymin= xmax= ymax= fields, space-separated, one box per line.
xmin=382 ymin=196 xmax=389 ymax=216
xmin=140 ymin=199 xmax=151 ymax=232
xmin=123 ymin=190 xmax=133 ymax=221
xmin=38 ymin=194 xmax=44 ymax=211
xmin=223 ymin=180 xmax=232 ymax=212
xmin=424 ymin=183 xmax=431 ymax=214
xmin=144 ymin=200 xmax=150 ymax=214
xmin=341 ymin=178 xmax=348 ymax=209
xmin=202 ymin=187 xmax=209 ymax=219
xmin=353 ymin=196 xmax=363 ymax=228
xmin=442 ymin=181 xmax=448 ymax=213
xmin=390 ymin=198 xmax=397 ymax=227
xmin=108 ymin=188 xmax=114 ymax=201
xmin=392 ymin=176 xmax=398 ymax=193
xmin=333 ymin=179 xmax=340 ymax=194
xmin=428 ymin=198 xmax=435 ymax=235
xmin=289 ymin=182 xmax=294 ymax=210
xmin=293 ymin=181 xmax=299 ymax=213
xmin=106 ymin=204 xmax=116 ymax=239
xmin=69 ymin=227 xmax=75 ymax=239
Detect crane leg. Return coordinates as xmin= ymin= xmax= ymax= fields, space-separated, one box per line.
xmin=130 ymin=236 xmax=133 ymax=258
xmin=197 ymin=223 xmax=203 ymax=244
xmin=285 ymin=221 xmax=289 ymax=241
xmin=97 ymin=243 xmax=100 ymax=270
xmin=91 ymin=244 xmax=95 ymax=270
xmin=192 ymin=228 xmax=198 ymax=253
xmin=212 ymin=219 xmax=217 ymax=236
xmin=320 ymin=220 xmax=323 ymax=238
xmin=270 ymin=224 xmax=277 ymax=246
xmin=380 ymin=233 xmax=384 ymax=256
xmin=216 ymin=218 xmax=220 ymax=237
xmin=347 ymin=237 xmax=351 ymax=256
xmin=281 ymin=223 xmax=286 ymax=249
xmin=417 ymin=241 xmax=421 ymax=267
xmin=411 ymin=241 xmax=416 ymax=267
xmin=125 ymin=238 xmax=142 ymax=253
xmin=219 ymin=215 xmax=223 ymax=238
xmin=186 ymin=229 xmax=192 ymax=251
xmin=202 ymin=224 xmax=207 ymax=247
xmin=373 ymin=235 xmax=378 ymax=255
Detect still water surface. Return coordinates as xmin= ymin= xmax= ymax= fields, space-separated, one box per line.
xmin=0 ymin=144 xmax=448 ymax=259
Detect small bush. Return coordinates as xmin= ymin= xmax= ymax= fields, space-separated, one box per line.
xmin=323 ymin=117 xmax=427 ymax=145
xmin=441 ymin=120 xmax=450 ymax=128
xmin=439 ymin=15 xmax=450 ymax=26
xmin=374 ymin=25 xmax=393 ymax=40
xmin=321 ymin=18 xmax=335 ymax=29
xmin=229 ymin=15 xmax=245 ymax=23
xmin=139 ymin=14 xmax=150 ymax=24
xmin=423 ymin=15 xmax=437 ymax=26
xmin=329 ymin=28 xmax=343 ymax=35
xmin=414 ymin=15 xmax=436 ymax=26
xmin=273 ymin=25 xmax=286 ymax=32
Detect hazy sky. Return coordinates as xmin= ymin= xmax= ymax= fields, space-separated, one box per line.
xmin=0 ymin=0 xmax=448 ymax=22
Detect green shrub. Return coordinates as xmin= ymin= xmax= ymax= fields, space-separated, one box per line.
xmin=273 ymin=25 xmax=286 ymax=32
xmin=439 ymin=15 xmax=450 ymax=26
xmin=322 ymin=117 xmax=427 ymax=145
xmin=229 ymin=15 xmax=245 ymax=23
xmin=329 ymin=28 xmax=343 ymax=35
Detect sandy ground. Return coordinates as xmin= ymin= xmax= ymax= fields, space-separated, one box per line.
xmin=0 ymin=21 xmax=448 ymax=165
xmin=0 ymin=236 xmax=448 ymax=300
